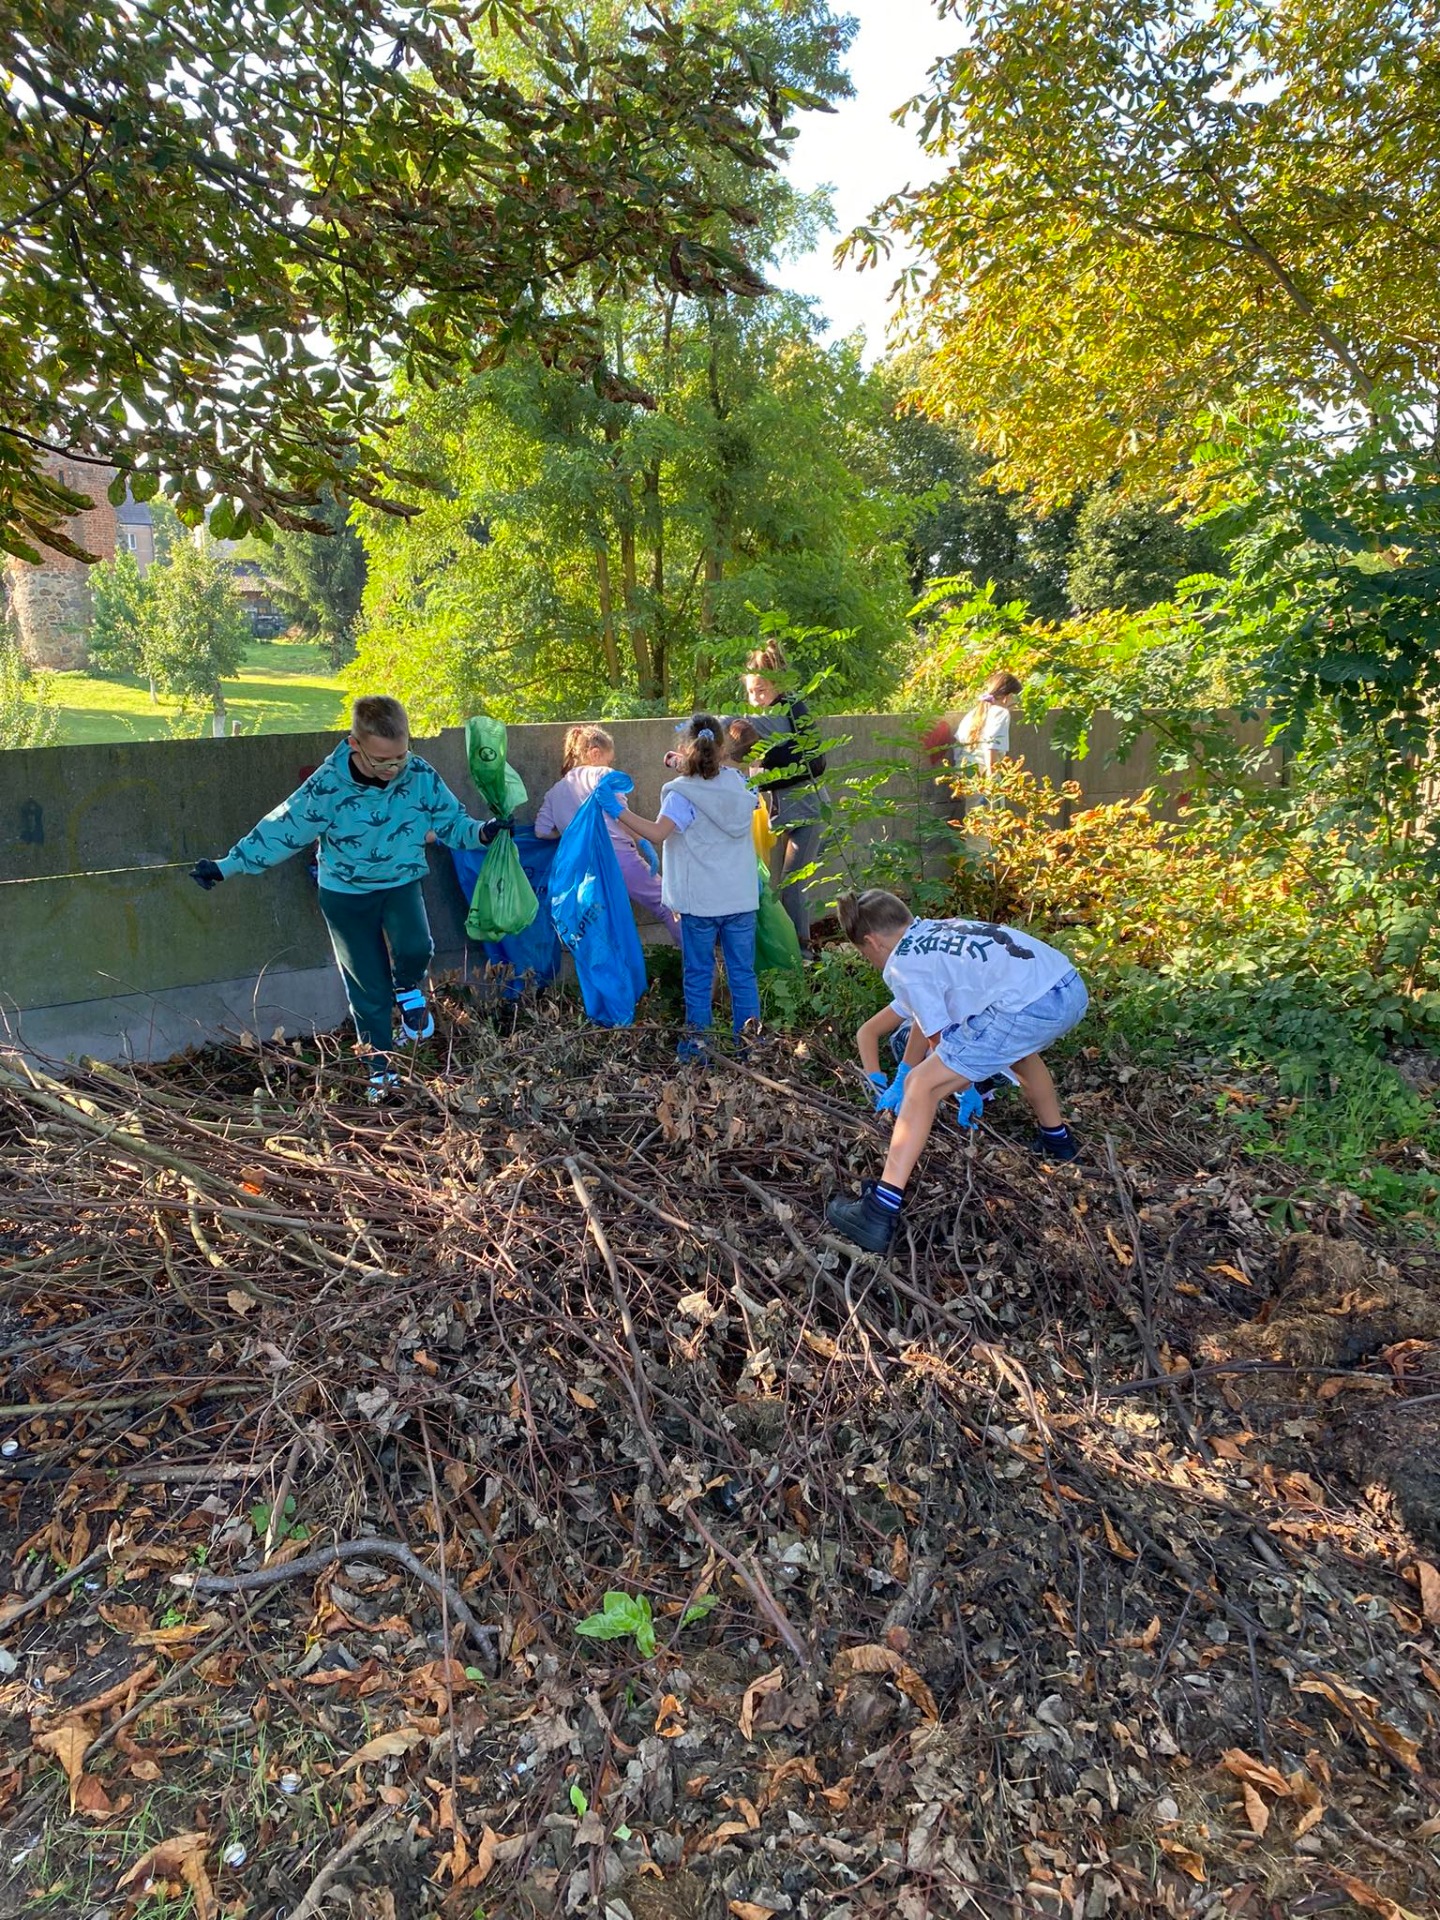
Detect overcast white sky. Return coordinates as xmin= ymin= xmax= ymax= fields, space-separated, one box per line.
xmin=777 ymin=0 xmax=959 ymax=354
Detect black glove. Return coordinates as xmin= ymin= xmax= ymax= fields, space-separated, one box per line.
xmin=190 ymin=859 xmax=224 ymax=890
xmin=478 ymin=816 xmax=512 ymax=846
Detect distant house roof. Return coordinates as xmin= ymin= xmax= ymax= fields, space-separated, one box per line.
xmin=115 ymin=490 xmax=153 ymax=527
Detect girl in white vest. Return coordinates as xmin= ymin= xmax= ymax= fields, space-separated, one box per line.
xmin=604 ymin=713 xmax=761 ymax=1061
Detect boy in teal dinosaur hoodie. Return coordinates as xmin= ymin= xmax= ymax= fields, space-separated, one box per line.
xmin=191 ymin=696 xmax=508 ymax=1100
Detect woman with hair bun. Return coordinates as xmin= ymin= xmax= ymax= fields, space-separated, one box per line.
xmin=742 ymin=642 xmax=830 ymax=946
xmin=604 ymin=713 xmax=762 ymax=1060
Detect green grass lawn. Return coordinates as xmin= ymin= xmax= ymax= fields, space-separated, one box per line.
xmin=51 ymin=639 xmax=347 ymax=745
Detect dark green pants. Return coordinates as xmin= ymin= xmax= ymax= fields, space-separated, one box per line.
xmin=317 ymin=882 xmax=434 ymax=1060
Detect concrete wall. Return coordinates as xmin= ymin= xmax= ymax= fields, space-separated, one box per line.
xmin=0 ymin=711 xmax=1272 ymax=1062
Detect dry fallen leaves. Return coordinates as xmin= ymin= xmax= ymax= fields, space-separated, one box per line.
xmin=1160 ymin=1839 xmax=1206 ymax=1882
xmin=654 ymin=1692 xmax=686 ymax=1739
xmin=830 ymin=1642 xmax=939 ymax=1722
xmin=1328 ymin=1869 xmax=1428 ymax=1920
xmin=117 ymin=1831 xmax=214 ymax=1920
xmin=1409 ymin=1559 xmax=1440 ymax=1628
xmin=738 ymin=1667 xmax=784 ymax=1741
xmin=729 ymin=1904 xmax=779 ymax=1920
xmin=337 ymin=1726 xmax=424 ymax=1775
xmin=33 ymin=1719 xmax=96 ymax=1813
xmin=1296 ymin=1676 xmax=1421 ymax=1775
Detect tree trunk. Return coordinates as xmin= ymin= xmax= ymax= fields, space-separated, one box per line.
xmin=644 ymin=459 xmax=665 ymax=698
xmin=594 ymin=545 xmax=622 ymax=688
xmin=211 ymin=686 xmax=227 ymax=739
xmin=618 ymin=518 xmax=654 ymax=696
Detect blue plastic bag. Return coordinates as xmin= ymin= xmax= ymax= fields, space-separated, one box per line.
xmin=549 ymin=770 xmax=647 ymax=1026
xmin=452 ymin=828 xmax=562 ymax=997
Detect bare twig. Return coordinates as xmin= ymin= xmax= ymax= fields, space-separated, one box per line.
xmin=173 ymin=1536 xmax=498 ymax=1662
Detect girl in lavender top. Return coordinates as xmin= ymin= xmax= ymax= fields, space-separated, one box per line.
xmin=534 ymin=724 xmax=679 ymax=944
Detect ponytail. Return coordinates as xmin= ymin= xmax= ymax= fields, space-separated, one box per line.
xmin=957 ymin=670 xmax=1022 ymax=749
xmin=674 ymin=713 xmax=723 ymax=780
xmin=561 ymin=722 xmax=614 ymax=773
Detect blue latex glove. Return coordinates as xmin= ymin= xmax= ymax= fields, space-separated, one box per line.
xmin=593 ymin=769 xmax=634 ymax=820
xmin=637 ymin=836 xmax=660 ymax=874
xmin=955 ymin=1086 xmax=984 ymax=1128
xmin=875 ymin=1062 xmax=910 ymax=1113
xmin=866 ymin=1070 xmax=889 ymax=1107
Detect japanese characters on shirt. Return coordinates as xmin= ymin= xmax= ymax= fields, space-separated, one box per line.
xmin=883 ymin=918 xmax=1076 ymax=1038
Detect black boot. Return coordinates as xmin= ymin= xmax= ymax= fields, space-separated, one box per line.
xmin=826 ymin=1180 xmax=901 ymax=1253
xmin=1030 ymin=1124 xmax=1080 ymax=1163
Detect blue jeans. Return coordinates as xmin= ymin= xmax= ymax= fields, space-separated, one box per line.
xmin=679 ymin=911 xmax=760 ymax=1032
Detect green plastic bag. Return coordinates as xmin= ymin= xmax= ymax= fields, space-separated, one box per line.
xmin=754 ymin=869 xmax=804 ymax=974
xmin=463 ymin=716 xmax=537 ymax=942
xmin=465 ymin=834 xmax=538 ymax=942
xmin=465 ymin=715 xmax=528 ymax=818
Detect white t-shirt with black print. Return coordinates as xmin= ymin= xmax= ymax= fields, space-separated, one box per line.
xmin=883 ymin=918 xmax=1075 ymax=1037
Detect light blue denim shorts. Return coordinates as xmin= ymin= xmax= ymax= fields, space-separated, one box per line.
xmin=934 ymin=970 xmax=1088 ymax=1082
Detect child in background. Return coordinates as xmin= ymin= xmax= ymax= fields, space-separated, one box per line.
xmin=604 ymin=714 xmax=760 ymax=1060
xmin=189 ymin=695 xmax=509 ymax=1102
xmin=534 ymin=723 xmax=679 ymax=945
xmin=949 ymin=670 xmax=1022 ymax=775
xmin=827 ymin=889 xmax=1088 ymax=1252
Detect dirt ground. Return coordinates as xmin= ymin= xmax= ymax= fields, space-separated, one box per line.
xmin=2 ymin=1005 xmax=1439 ymax=1919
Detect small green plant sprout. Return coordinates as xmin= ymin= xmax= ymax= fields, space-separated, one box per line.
xmin=574 ymin=1590 xmax=656 ymax=1658
xmin=463 ymin=1666 xmax=489 ymax=1684
xmin=250 ymin=1494 xmax=307 ymax=1546
xmin=680 ymin=1592 xmax=720 ymax=1628
xmin=568 ymin=1782 xmax=589 ymax=1818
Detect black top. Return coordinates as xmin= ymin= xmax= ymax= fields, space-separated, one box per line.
xmin=757 ymin=696 xmax=824 ymax=788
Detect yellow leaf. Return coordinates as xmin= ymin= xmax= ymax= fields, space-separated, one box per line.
xmin=1241 ymin=1782 xmax=1269 ymax=1837
xmin=463 ymin=1824 xmax=503 ymax=1888
xmin=226 ymin=1288 xmax=256 ymax=1317
xmin=569 ymin=1388 xmax=598 ymax=1409
xmin=1329 ymin=1868 xmax=1427 ymax=1920
xmin=738 ymin=1667 xmax=784 ymax=1741
xmin=831 ymin=1643 xmax=901 ymax=1678
xmin=1295 ymin=1800 xmax=1326 ymax=1837
xmin=33 ymin=1720 xmax=95 ymax=1812
xmin=1296 ymin=1677 xmax=1421 ymax=1774
xmin=117 ymin=1831 xmax=214 ymax=1920
xmin=1160 ymin=1839 xmax=1206 ymax=1882
xmin=895 ymin=1661 xmax=939 ymax=1723
xmin=337 ymin=1726 xmax=424 ymax=1774
xmin=654 ymin=1692 xmax=687 ymax=1739
xmin=1412 ymin=1560 xmax=1440 ymax=1627
xmin=729 ymin=1904 xmax=779 ymax=1920
xmin=1220 ymin=1748 xmax=1292 ymax=1798
xmin=1102 ymin=1511 xmax=1137 ymax=1561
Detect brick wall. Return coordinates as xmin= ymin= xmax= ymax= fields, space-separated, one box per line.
xmin=4 ymin=457 xmax=120 ymax=670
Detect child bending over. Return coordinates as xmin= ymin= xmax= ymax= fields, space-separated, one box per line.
xmin=827 ymin=889 xmax=1087 ymax=1252
xmin=603 ymin=713 xmax=760 ymax=1061
xmin=190 ymin=696 xmax=508 ymax=1102
xmin=534 ymin=723 xmax=679 ymax=944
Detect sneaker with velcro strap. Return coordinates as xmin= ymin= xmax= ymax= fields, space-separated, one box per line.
xmin=395 ymin=988 xmax=435 ymax=1042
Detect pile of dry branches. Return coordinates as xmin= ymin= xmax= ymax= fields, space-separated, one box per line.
xmin=2 ymin=1019 xmax=1438 ymax=1918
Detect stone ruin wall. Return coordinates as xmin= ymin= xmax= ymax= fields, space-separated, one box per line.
xmin=3 ymin=458 xmax=120 ymax=671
